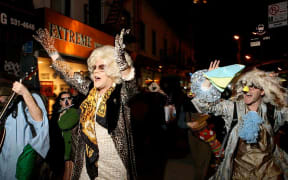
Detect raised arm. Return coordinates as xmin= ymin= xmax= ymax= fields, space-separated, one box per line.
xmin=190 ymin=60 xmax=235 ymax=130
xmin=33 ymin=28 xmax=91 ymax=95
xmin=12 ymin=81 xmax=43 ymax=121
xmin=114 ymin=28 xmax=137 ymax=100
xmin=115 ymin=28 xmax=135 ymax=80
xmin=201 ymin=60 xmax=220 ymax=89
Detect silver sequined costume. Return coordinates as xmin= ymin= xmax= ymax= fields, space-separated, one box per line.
xmin=191 ymin=70 xmax=288 ymax=180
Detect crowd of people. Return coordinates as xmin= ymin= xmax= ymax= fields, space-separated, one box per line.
xmin=0 ymin=27 xmax=288 ymax=180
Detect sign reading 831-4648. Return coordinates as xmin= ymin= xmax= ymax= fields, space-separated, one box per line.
xmin=0 ymin=12 xmax=35 ymax=30
xmin=10 ymin=17 xmax=35 ymax=30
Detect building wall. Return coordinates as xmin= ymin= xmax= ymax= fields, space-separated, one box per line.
xmin=124 ymin=0 xmax=194 ymax=64
xmin=70 ymin=0 xmax=88 ymax=22
xmin=33 ymin=0 xmax=194 ymax=66
xmin=33 ymin=0 xmax=51 ymax=9
xmin=33 ymin=0 xmax=194 ymax=89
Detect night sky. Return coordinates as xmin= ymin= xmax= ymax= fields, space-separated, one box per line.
xmin=147 ymin=0 xmax=270 ymax=67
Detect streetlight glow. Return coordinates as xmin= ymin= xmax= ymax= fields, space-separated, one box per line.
xmin=233 ymin=35 xmax=240 ymax=40
xmin=245 ymin=55 xmax=251 ymax=60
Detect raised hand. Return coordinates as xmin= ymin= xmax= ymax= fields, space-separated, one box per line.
xmin=33 ymin=28 xmax=60 ymax=61
xmin=115 ymin=28 xmax=130 ymax=71
xmin=33 ymin=28 xmax=90 ymax=95
xmin=208 ymin=60 xmax=220 ymax=71
xmin=202 ymin=60 xmax=220 ymax=89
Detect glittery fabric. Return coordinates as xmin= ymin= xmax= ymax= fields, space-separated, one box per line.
xmin=191 ymin=99 xmax=288 ymax=180
xmin=33 ymin=28 xmax=57 ymax=55
xmin=114 ymin=29 xmax=130 ymax=71
xmin=51 ymin=61 xmax=91 ymax=95
xmin=33 ymin=28 xmax=91 ymax=95
xmin=190 ymin=69 xmax=221 ymax=102
xmin=191 ymin=68 xmax=288 ymax=179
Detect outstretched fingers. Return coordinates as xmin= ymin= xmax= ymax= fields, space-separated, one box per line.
xmin=118 ymin=28 xmax=131 ymax=49
xmin=208 ymin=60 xmax=220 ymax=71
xmin=33 ymin=28 xmax=57 ymax=55
xmin=114 ymin=28 xmax=131 ymax=71
xmin=214 ymin=60 xmax=220 ymax=68
xmin=119 ymin=29 xmax=125 ymax=46
xmin=115 ymin=34 xmax=120 ymax=47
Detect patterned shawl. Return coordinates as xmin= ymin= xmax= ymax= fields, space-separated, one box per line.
xmin=79 ymin=86 xmax=115 ymax=178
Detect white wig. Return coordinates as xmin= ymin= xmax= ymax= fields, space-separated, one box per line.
xmin=234 ymin=68 xmax=288 ymax=107
xmin=87 ymin=45 xmax=133 ymax=84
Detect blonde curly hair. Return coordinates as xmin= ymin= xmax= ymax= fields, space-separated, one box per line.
xmin=87 ymin=45 xmax=133 ymax=84
xmin=234 ymin=68 xmax=288 ymax=107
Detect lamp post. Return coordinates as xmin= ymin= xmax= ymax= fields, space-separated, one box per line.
xmin=233 ymin=35 xmax=241 ymax=64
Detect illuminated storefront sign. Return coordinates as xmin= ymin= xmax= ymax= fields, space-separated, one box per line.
xmin=49 ymin=23 xmax=92 ymax=48
xmin=44 ymin=8 xmax=114 ymax=59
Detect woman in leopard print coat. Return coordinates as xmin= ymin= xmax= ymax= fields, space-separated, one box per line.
xmin=34 ymin=28 xmax=137 ymax=180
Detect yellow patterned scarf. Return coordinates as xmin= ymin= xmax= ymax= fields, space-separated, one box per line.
xmin=79 ymin=86 xmax=115 ymax=177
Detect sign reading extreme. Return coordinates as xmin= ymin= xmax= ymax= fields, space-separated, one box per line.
xmin=44 ymin=8 xmax=114 ymax=59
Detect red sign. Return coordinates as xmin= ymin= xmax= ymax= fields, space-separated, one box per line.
xmin=40 ymin=81 xmax=54 ymax=97
xmin=269 ymin=5 xmax=279 ymax=15
xmin=44 ymin=8 xmax=114 ymax=59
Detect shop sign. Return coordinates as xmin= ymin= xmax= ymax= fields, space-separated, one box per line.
xmin=49 ymin=23 xmax=92 ymax=48
xmin=250 ymin=41 xmax=261 ymax=47
xmin=0 ymin=8 xmax=35 ymax=30
xmin=44 ymin=8 xmax=114 ymax=59
xmin=268 ymin=1 xmax=288 ymax=28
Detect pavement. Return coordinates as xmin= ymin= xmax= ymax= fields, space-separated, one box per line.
xmin=135 ymin=130 xmax=213 ymax=180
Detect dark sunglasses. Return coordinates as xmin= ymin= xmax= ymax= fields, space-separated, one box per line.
xmin=247 ymin=83 xmax=262 ymax=90
xmin=92 ymin=64 xmax=106 ymax=72
xmin=60 ymin=97 xmax=73 ymax=101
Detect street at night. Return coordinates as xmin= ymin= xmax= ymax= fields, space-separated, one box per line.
xmin=0 ymin=0 xmax=287 ymax=180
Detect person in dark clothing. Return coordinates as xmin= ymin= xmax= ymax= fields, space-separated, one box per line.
xmin=46 ymin=93 xmax=66 ymax=179
xmin=130 ymin=81 xmax=168 ymax=179
xmin=160 ymin=76 xmax=190 ymax=157
xmin=69 ymin=87 xmax=86 ymax=109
